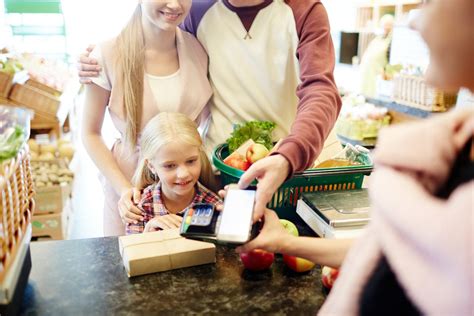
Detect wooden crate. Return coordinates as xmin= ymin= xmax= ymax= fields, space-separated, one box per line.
xmin=31 ymin=209 xmax=69 ymax=240
xmin=25 ymin=79 xmax=62 ymax=97
xmin=0 ymin=147 xmax=34 ymax=282
xmin=0 ymin=72 xmax=13 ymax=98
xmin=393 ymin=74 xmax=458 ymax=112
xmin=9 ymin=84 xmax=60 ymax=117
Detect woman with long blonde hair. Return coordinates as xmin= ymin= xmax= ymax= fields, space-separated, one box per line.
xmin=82 ymin=0 xmax=212 ymax=236
xmin=127 ymin=112 xmax=220 ymax=234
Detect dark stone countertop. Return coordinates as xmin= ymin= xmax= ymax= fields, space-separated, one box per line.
xmin=20 ymin=222 xmax=326 ymax=315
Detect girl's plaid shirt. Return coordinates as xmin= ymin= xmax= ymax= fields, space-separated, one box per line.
xmin=126 ymin=182 xmax=221 ymax=234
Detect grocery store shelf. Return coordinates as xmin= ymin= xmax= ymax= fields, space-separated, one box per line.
xmin=4 ymin=0 xmax=62 ymax=14
xmin=10 ymin=25 xmax=66 ymax=36
xmin=337 ymin=134 xmax=376 ymax=149
xmin=366 ymin=96 xmax=433 ymax=118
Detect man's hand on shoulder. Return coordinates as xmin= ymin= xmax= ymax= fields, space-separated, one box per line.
xmin=77 ymin=44 xmax=101 ymax=84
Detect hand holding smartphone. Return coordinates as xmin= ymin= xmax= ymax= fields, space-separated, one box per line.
xmin=180 ymin=184 xmax=258 ymax=245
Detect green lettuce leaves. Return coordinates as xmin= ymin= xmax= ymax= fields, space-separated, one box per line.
xmin=226 ymin=121 xmax=276 ymax=152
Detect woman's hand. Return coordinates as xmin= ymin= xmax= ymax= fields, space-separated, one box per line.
xmin=236 ymin=208 xmax=295 ymax=254
xmin=218 ymin=187 xmax=295 ymax=254
xmin=118 ymin=187 xmax=143 ymax=224
xmin=144 ymin=214 xmax=183 ymax=232
xmin=77 ymin=44 xmax=101 ymax=84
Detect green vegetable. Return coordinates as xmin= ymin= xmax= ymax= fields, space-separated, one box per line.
xmin=0 ymin=58 xmax=24 ymax=75
xmin=226 ymin=121 xmax=276 ymax=152
xmin=0 ymin=126 xmax=26 ymax=161
xmin=384 ymin=64 xmax=403 ymax=80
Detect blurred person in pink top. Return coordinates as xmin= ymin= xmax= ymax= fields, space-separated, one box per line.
xmin=237 ymin=0 xmax=474 ymax=314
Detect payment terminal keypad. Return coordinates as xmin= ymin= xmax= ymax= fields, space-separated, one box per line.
xmin=187 ymin=204 xmax=213 ymax=226
xmin=181 ymin=203 xmax=219 ymax=236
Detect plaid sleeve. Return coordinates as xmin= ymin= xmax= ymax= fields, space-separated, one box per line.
xmin=199 ymin=185 xmax=222 ymax=206
xmin=126 ymin=185 xmax=154 ymax=235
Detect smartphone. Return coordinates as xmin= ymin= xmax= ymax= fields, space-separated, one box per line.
xmin=216 ymin=184 xmax=256 ymax=244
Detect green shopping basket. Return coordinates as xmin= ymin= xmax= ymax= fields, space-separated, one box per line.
xmin=212 ymin=143 xmax=373 ymax=220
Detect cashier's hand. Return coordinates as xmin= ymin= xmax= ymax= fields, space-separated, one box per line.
xmin=118 ymin=188 xmax=143 ymax=224
xmin=144 ymin=215 xmax=183 ymax=232
xmin=236 ymin=208 xmax=292 ymax=254
xmin=239 ymin=154 xmax=290 ymax=222
xmin=77 ymin=44 xmax=101 ymax=84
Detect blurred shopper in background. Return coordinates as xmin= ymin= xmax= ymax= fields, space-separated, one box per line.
xmin=359 ymin=14 xmax=394 ymax=97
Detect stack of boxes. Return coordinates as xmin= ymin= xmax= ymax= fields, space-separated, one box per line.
xmin=30 ymin=157 xmax=74 ymax=240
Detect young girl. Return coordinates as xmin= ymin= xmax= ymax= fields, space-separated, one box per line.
xmin=126 ymin=112 xmax=221 ymax=235
xmin=82 ymin=0 xmax=212 ymax=236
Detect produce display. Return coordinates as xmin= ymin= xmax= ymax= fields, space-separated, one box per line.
xmin=17 ymin=53 xmax=72 ymax=93
xmin=382 ymin=63 xmax=403 ymax=81
xmin=31 ymin=159 xmax=73 ymax=188
xmin=28 ymin=138 xmax=75 ymax=161
xmin=0 ymin=57 xmax=24 ymax=75
xmin=336 ymin=96 xmax=391 ymax=142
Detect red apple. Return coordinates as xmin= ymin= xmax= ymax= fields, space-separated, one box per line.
xmin=246 ymin=143 xmax=270 ymax=164
xmin=279 ymin=219 xmax=299 ymax=236
xmin=240 ymin=249 xmax=275 ymax=271
xmin=283 ymin=254 xmax=315 ymax=273
xmin=224 ymin=154 xmax=251 ymax=171
xmin=321 ymin=266 xmax=339 ymax=289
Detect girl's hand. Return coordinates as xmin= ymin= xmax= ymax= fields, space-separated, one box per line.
xmin=236 ymin=208 xmax=295 ymax=254
xmin=144 ymin=214 xmax=183 ymax=232
xmin=118 ymin=187 xmax=143 ymax=224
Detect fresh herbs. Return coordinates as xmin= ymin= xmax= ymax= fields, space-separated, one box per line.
xmin=226 ymin=121 xmax=276 ymax=152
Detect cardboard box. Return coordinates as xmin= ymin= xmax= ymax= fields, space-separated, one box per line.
xmin=34 ymin=183 xmax=70 ymax=215
xmin=31 ymin=209 xmax=69 ymax=240
xmin=119 ymin=229 xmax=216 ymax=277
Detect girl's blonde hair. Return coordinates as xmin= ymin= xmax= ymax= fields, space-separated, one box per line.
xmin=116 ymin=5 xmax=145 ymax=149
xmin=132 ymin=112 xmax=213 ymax=190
